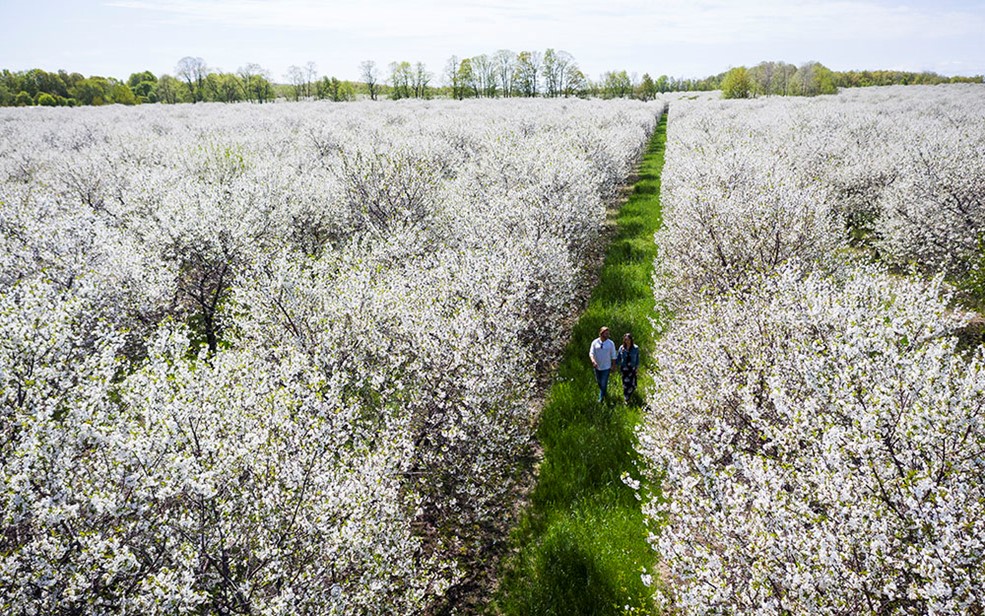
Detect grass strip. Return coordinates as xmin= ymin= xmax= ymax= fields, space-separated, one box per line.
xmin=488 ymin=113 xmax=668 ymax=615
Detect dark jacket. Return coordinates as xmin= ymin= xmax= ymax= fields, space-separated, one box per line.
xmin=617 ymin=344 xmax=639 ymax=370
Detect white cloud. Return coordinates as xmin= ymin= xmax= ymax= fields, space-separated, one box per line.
xmin=89 ymin=0 xmax=985 ymax=77
xmin=106 ymin=0 xmax=985 ymax=43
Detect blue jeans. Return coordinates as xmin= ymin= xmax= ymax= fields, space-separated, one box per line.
xmin=594 ymin=368 xmax=611 ymax=401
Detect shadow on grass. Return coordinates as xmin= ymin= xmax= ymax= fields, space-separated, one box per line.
xmin=613 ymin=218 xmax=647 ymax=239
xmin=607 ymin=241 xmax=651 ymax=266
xmin=632 ymin=178 xmax=661 ymax=195
xmin=495 ymin=502 xmax=656 ymax=616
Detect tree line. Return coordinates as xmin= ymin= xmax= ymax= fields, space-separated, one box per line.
xmin=0 ymin=58 xmax=356 ymax=107
xmin=3 ymin=53 xmax=980 ymax=107
xmin=0 ymin=50 xmax=715 ymax=108
xmin=349 ymin=49 xmax=711 ymax=101
xmin=718 ymin=60 xmax=982 ymax=99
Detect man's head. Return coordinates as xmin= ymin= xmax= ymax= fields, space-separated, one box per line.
xmin=599 ymin=326 xmax=610 ymax=340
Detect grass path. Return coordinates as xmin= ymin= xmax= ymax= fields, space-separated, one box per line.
xmin=488 ymin=113 xmax=668 ymax=615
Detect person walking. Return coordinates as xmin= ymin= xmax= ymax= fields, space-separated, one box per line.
xmin=589 ymin=326 xmax=617 ymax=403
xmin=617 ymin=333 xmax=640 ymax=404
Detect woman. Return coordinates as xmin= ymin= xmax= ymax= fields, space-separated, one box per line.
xmin=616 ymin=333 xmax=639 ymax=404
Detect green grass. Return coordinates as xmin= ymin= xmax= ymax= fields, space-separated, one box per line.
xmin=488 ymin=114 xmax=668 ymax=615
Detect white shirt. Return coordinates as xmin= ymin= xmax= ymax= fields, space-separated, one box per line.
xmin=590 ymin=338 xmax=617 ymax=371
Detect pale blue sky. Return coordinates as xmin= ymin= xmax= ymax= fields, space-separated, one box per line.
xmin=2 ymin=0 xmax=983 ymax=82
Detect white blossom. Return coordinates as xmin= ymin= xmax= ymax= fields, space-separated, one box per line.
xmin=640 ymin=85 xmax=985 ymax=615
xmin=0 ymin=98 xmax=663 ymax=613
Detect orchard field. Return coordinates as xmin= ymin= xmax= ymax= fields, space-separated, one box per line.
xmin=0 ymin=98 xmax=658 ymax=613
xmin=641 ymin=84 xmax=985 ymax=614
xmin=2 ymin=83 xmax=985 ymax=615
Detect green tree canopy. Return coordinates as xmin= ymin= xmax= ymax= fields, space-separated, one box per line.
xmin=14 ymin=90 xmax=33 ymax=106
xmin=36 ymin=92 xmax=57 ymax=106
xmin=637 ymin=73 xmax=657 ymax=101
xmin=127 ymin=71 xmax=157 ymax=88
xmin=317 ymin=76 xmax=355 ymax=101
xmin=599 ymin=70 xmax=633 ymax=98
xmin=71 ymin=77 xmax=113 ymax=105
xmin=721 ymin=66 xmax=752 ymax=98
xmin=111 ymin=82 xmax=138 ymax=105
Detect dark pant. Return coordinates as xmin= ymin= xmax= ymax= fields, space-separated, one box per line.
xmin=594 ymin=368 xmax=611 ymax=401
xmin=621 ymin=366 xmax=637 ymax=402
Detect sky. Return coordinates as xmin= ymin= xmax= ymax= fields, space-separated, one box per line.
xmin=2 ymin=0 xmax=984 ymax=83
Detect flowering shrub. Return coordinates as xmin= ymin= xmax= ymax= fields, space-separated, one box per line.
xmin=640 ymin=265 xmax=985 ymax=613
xmin=876 ymin=118 xmax=985 ymax=279
xmin=655 ymin=99 xmax=841 ymax=303
xmin=0 ymin=99 xmax=661 ymax=613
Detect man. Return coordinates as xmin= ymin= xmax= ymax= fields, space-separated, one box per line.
xmin=589 ymin=326 xmax=618 ymax=403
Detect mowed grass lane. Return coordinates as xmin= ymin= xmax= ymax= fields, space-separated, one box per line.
xmin=489 ymin=113 xmax=668 ymax=615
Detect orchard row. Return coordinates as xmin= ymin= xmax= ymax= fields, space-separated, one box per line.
xmin=640 ymin=84 xmax=985 ymax=613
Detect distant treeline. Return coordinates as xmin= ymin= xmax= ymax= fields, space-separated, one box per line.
xmin=0 ymin=51 xmax=709 ymax=107
xmin=360 ymin=50 xmax=718 ymax=101
xmin=0 ymin=62 xmax=344 ymax=107
xmin=2 ymin=54 xmax=981 ymax=107
xmin=718 ymin=60 xmax=982 ymax=99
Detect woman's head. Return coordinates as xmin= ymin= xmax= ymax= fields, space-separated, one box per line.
xmin=623 ymin=333 xmax=633 ymax=347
